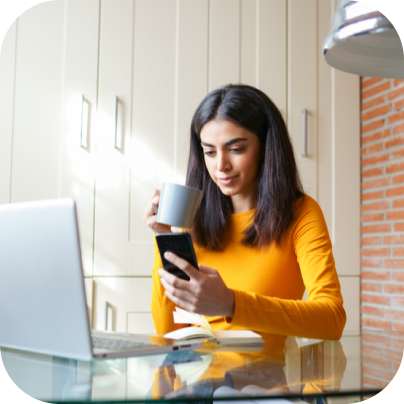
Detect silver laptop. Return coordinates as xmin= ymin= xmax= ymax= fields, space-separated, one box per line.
xmin=0 ymin=198 xmax=202 ymax=361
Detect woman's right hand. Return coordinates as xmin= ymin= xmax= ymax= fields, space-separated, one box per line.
xmin=143 ymin=189 xmax=172 ymax=234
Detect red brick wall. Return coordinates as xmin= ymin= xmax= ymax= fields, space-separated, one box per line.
xmin=361 ymin=77 xmax=404 ymax=387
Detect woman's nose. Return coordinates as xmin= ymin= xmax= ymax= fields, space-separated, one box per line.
xmin=217 ymin=152 xmax=230 ymax=172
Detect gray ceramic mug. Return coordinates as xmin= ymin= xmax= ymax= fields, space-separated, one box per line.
xmin=156 ymin=182 xmax=202 ymax=229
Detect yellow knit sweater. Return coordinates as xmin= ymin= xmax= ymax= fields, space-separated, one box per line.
xmin=151 ymin=195 xmax=346 ymax=341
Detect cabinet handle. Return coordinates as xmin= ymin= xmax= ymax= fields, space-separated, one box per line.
xmin=114 ymin=96 xmax=121 ymax=149
xmin=103 ymin=300 xmax=109 ymax=331
xmin=301 ymin=109 xmax=307 ymax=157
xmin=80 ymin=94 xmax=89 ymax=148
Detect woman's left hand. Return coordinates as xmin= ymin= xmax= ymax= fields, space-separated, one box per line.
xmin=158 ymin=252 xmax=235 ymax=317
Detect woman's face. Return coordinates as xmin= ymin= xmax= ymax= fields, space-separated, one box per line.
xmin=200 ymin=119 xmax=263 ymax=210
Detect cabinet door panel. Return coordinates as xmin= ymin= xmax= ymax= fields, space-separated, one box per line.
xmin=0 ymin=21 xmax=16 ymax=204
xmin=240 ymin=0 xmax=256 ymax=87
xmin=288 ymin=0 xmax=317 ymax=200
xmin=127 ymin=279 xmax=153 ymax=334
xmin=60 ymin=0 xmax=100 ymax=277
xmin=129 ymin=0 xmax=209 ymax=271
xmin=175 ymin=0 xmax=208 ymax=179
xmin=333 ymin=69 xmax=360 ymax=277
xmin=240 ymin=0 xmax=287 ymax=115
xmin=84 ymin=278 xmax=94 ymax=327
xmin=209 ymin=0 xmax=240 ymax=90
xmin=257 ymin=0 xmax=287 ymax=115
xmin=127 ymin=278 xmax=153 ymax=313
xmin=317 ymin=0 xmax=360 ymax=277
xmin=130 ymin=0 xmax=177 ymax=243
xmin=93 ymin=278 xmax=127 ymax=333
xmin=127 ymin=313 xmax=155 ymax=334
xmin=317 ymin=0 xmax=334 ymax=235
xmin=128 ymin=241 xmax=155 ymax=276
xmin=11 ymin=1 xmax=64 ymax=202
xmin=339 ymin=276 xmax=360 ymax=336
xmin=94 ymin=0 xmax=134 ymax=276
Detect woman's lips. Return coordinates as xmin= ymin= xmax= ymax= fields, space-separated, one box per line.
xmin=218 ymin=176 xmax=237 ymax=186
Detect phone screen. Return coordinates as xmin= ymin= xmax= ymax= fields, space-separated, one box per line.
xmin=156 ymin=233 xmax=198 ymax=281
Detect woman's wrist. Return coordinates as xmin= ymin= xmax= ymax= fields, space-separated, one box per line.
xmin=225 ymin=289 xmax=235 ymax=317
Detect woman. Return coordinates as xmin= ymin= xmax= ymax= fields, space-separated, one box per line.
xmin=143 ymin=84 xmax=346 ymax=341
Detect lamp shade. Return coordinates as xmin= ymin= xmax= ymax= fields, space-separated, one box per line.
xmin=323 ymin=0 xmax=404 ymax=78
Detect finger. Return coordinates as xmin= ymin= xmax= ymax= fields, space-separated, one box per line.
xmin=151 ymin=195 xmax=160 ymax=213
xmin=144 ymin=191 xmax=160 ymax=219
xmin=164 ymin=290 xmax=193 ymax=312
xmin=198 ymin=264 xmax=218 ymax=276
xmin=164 ymin=252 xmax=201 ymax=281
xmin=146 ymin=203 xmax=157 ymax=217
xmin=145 ymin=215 xmax=158 ymax=230
xmin=159 ymin=269 xmax=202 ymax=312
xmin=145 ymin=216 xmax=171 ymax=233
xmin=158 ymin=268 xmax=193 ymax=291
xmin=160 ymin=278 xmax=194 ymax=311
xmin=160 ymin=276 xmax=195 ymax=302
xmin=145 ymin=197 xmax=159 ymax=217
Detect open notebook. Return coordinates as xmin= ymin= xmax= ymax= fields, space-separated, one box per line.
xmin=164 ymin=307 xmax=264 ymax=345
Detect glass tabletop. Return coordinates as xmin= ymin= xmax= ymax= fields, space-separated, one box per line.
xmin=1 ymin=329 xmax=402 ymax=404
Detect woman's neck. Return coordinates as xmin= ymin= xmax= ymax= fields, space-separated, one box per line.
xmin=231 ymin=194 xmax=256 ymax=214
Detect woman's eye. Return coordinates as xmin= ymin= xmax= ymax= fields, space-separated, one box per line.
xmin=230 ymin=148 xmax=244 ymax=152
xmin=204 ymin=151 xmax=216 ymax=156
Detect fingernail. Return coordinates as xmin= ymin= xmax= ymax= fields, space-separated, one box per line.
xmin=164 ymin=252 xmax=171 ymax=258
xmin=157 ymin=269 xmax=163 ymax=275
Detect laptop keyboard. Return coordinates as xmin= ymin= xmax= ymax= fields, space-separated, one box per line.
xmin=92 ymin=336 xmax=145 ymax=351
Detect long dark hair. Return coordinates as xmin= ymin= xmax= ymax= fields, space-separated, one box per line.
xmin=186 ymin=84 xmax=304 ymax=251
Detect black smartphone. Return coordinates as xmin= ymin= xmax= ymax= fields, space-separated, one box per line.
xmin=155 ymin=233 xmax=198 ymax=281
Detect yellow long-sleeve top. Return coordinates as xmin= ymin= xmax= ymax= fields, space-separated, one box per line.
xmin=151 ymin=195 xmax=346 ymax=341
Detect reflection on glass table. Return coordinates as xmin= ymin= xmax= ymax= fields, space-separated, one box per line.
xmin=2 ymin=330 xmax=401 ymax=404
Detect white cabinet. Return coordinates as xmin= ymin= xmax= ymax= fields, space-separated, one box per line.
xmin=60 ymin=0 xmax=100 ymax=277
xmin=0 ymin=20 xmax=16 ymax=204
xmin=127 ymin=278 xmax=154 ymax=334
xmin=128 ymin=0 xmax=209 ymax=276
xmin=9 ymin=1 xmax=64 ymax=203
xmin=317 ymin=1 xmax=361 ymax=279
xmin=209 ymin=0 xmax=287 ymax=113
xmin=287 ymin=0 xmax=360 ymax=280
xmin=317 ymin=1 xmax=360 ymax=334
xmin=84 ymin=278 xmax=94 ymax=327
xmin=93 ymin=0 xmax=133 ymax=277
xmin=1 ymin=0 xmax=360 ymax=336
xmin=209 ymin=0 xmax=240 ymax=90
xmin=92 ymin=278 xmax=153 ymax=334
xmin=288 ymin=0 xmax=318 ymax=199
xmin=127 ymin=313 xmax=155 ymax=334
xmin=93 ymin=278 xmax=128 ymax=333
xmin=129 ymin=0 xmax=178 ymax=249
xmin=339 ymin=277 xmax=360 ymax=336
